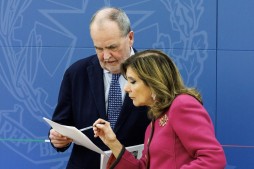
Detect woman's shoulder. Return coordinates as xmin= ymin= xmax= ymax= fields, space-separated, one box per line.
xmin=170 ymin=94 xmax=202 ymax=110
xmin=173 ymin=94 xmax=197 ymax=103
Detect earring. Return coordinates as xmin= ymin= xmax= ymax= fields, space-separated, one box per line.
xmin=152 ymin=93 xmax=156 ymax=101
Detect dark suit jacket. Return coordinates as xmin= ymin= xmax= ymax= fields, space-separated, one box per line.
xmin=51 ymin=54 xmax=150 ymax=169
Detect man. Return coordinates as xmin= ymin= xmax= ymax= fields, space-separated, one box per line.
xmin=49 ymin=7 xmax=150 ymax=169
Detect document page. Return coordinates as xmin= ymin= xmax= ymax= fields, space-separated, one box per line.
xmin=43 ymin=117 xmax=106 ymax=155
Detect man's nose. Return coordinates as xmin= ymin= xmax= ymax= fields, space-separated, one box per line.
xmin=103 ymin=49 xmax=111 ymax=60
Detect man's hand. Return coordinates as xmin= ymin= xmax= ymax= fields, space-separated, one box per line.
xmin=49 ymin=129 xmax=73 ymax=148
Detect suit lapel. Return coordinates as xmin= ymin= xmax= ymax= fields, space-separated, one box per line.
xmin=114 ymin=95 xmax=134 ymax=132
xmin=87 ymin=57 xmax=107 ymax=119
xmin=87 ymin=49 xmax=138 ymax=129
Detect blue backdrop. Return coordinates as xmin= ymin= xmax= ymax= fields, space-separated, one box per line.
xmin=0 ymin=0 xmax=253 ymax=168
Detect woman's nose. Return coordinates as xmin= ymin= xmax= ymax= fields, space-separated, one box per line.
xmin=124 ymin=84 xmax=129 ymax=93
xmin=124 ymin=82 xmax=131 ymax=93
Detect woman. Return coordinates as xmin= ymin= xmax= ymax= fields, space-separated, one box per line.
xmin=93 ymin=49 xmax=226 ymax=169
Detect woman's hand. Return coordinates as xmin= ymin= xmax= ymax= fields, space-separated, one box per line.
xmin=93 ymin=119 xmax=116 ymax=146
xmin=93 ymin=118 xmax=123 ymax=158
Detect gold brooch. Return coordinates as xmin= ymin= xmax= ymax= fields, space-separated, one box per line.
xmin=159 ymin=114 xmax=168 ymax=127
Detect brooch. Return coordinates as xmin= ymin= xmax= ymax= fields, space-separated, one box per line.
xmin=159 ymin=114 xmax=168 ymax=127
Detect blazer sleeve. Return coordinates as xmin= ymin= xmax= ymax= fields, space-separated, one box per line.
xmin=170 ymin=95 xmax=226 ymax=169
xmin=49 ymin=68 xmax=74 ymax=152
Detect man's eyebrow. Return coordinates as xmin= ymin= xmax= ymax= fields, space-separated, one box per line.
xmin=105 ymin=44 xmax=118 ymax=49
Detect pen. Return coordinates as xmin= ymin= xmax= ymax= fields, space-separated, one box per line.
xmin=80 ymin=122 xmax=106 ymax=132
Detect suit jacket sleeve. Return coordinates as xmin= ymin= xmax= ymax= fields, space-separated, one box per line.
xmin=49 ymin=67 xmax=74 ymax=152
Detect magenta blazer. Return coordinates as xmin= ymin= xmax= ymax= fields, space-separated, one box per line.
xmin=114 ymin=94 xmax=226 ymax=169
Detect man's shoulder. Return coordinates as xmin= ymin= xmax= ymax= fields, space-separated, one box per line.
xmin=72 ymin=54 xmax=98 ymax=67
xmin=67 ymin=54 xmax=99 ymax=71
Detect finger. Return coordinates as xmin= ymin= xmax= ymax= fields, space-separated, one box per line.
xmin=50 ymin=134 xmax=71 ymax=141
xmin=51 ymin=129 xmax=64 ymax=138
xmin=93 ymin=118 xmax=104 ymax=126
xmin=96 ymin=118 xmax=110 ymax=125
xmin=95 ymin=123 xmax=105 ymax=129
xmin=94 ymin=133 xmax=99 ymax=138
xmin=51 ymin=138 xmax=72 ymax=144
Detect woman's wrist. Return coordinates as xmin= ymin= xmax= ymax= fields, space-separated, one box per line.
xmin=108 ymin=139 xmax=123 ymax=158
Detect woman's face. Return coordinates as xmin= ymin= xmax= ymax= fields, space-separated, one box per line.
xmin=124 ymin=67 xmax=154 ymax=107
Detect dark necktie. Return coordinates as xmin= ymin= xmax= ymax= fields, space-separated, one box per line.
xmin=107 ymin=74 xmax=122 ymax=129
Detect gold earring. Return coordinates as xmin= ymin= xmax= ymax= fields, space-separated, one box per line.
xmin=152 ymin=93 xmax=156 ymax=101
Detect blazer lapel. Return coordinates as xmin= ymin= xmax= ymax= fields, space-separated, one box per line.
xmin=87 ymin=57 xmax=107 ymax=119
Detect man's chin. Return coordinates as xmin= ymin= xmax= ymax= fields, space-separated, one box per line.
xmin=105 ymin=67 xmax=120 ymax=74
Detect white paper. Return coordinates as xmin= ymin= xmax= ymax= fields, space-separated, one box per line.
xmin=43 ymin=117 xmax=106 ymax=155
xmin=100 ymin=144 xmax=144 ymax=169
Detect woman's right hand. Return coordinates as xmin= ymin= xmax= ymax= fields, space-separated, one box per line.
xmin=93 ymin=119 xmax=117 ymax=146
xmin=93 ymin=119 xmax=123 ymax=158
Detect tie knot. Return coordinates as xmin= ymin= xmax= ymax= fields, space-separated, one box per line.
xmin=112 ymin=74 xmax=121 ymax=81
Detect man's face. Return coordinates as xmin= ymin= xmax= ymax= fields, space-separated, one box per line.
xmin=90 ymin=21 xmax=134 ymax=74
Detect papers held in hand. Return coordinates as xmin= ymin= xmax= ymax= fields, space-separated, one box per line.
xmin=43 ymin=117 xmax=106 ymax=155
